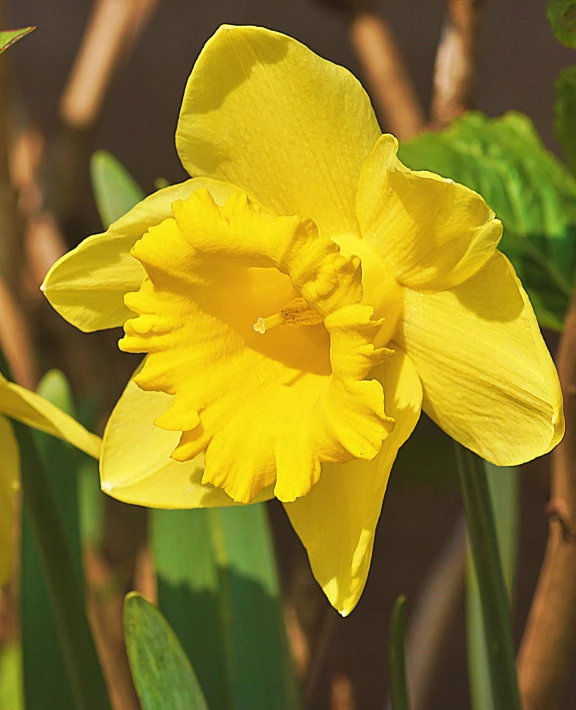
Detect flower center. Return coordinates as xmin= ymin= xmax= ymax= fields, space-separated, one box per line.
xmin=120 ymin=189 xmax=396 ymax=504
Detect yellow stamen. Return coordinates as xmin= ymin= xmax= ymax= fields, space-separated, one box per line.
xmin=253 ymin=297 xmax=323 ymax=335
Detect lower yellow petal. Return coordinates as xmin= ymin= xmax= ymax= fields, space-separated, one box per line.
xmin=397 ymin=252 xmax=564 ymax=465
xmin=0 ymin=373 xmax=101 ymax=458
xmin=0 ymin=416 xmax=19 ymax=585
xmin=100 ymin=375 xmax=272 ymax=508
xmin=284 ymin=348 xmax=422 ymax=615
xmin=41 ymin=177 xmax=235 ymax=332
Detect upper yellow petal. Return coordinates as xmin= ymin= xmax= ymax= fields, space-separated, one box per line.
xmin=120 ymin=189 xmax=393 ymax=504
xmin=100 ymin=376 xmax=270 ymax=508
xmin=356 ymin=135 xmax=503 ymax=291
xmin=0 ymin=416 xmax=19 ymax=586
xmin=41 ymin=177 xmax=235 ymax=332
xmin=0 ymin=373 xmax=101 ymax=458
xmin=284 ymin=347 xmax=422 ymax=615
xmin=397 ymin=252 xmax=564 ymax=465
xmin=176 ymin=25 xmax=381 ymax=236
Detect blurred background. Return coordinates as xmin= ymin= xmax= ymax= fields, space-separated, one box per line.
xmin=2 ymin=1 xmax=575 ymax=708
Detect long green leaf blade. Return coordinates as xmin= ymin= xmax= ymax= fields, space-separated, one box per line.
xmin=124 ymin=593 xmax=210 ymax=710
xmin=466 ymin=464 xmax=519 ymax=710
xmin=455 ymin=445 xmax=520 ymax=710
xmin=389 ymin=595 xmax=410 ymax=710
xmin=90 ymin=151 xmax=144 ymax=228
xmin=399 ymin=112 xmax=576 ymax=330
xmin=21 ymin=371 xmax=84 ymax=709
xmin=0 ymin=27 xmax=34 ymax=54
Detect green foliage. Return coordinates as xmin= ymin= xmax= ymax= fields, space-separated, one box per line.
xmin=548 ymin=0 xmax=576 ymax=47
xmin=455 ymin=446 xmax=520 ymax=710
xmin=153 ymin=505 xmax=300 ymax=710
xmin=0 ymin=27 xmax=34 ymax=55
xmin=554 ymin=66 xmax=576 ymax=176
xmin=399 ymin=112 xmax=576 ymax=330
xmin=0 ymin=643 xmax=22 ymax=710
xmin=124 ymin=593 xmax=210 ymax=710
xmin=389 ymin=596 xmax=410 ymax=710
xmin=20 ymin=371 xmax=84 ymax=709
xmin=90 ymin=151 xmax=144 ymax=228
xmin=466 ymin=465 xmax=519 ymax=710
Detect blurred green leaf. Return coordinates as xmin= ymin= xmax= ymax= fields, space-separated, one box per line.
xmin=0 ymin=27 xmax=34 ymax=55
xmin=455 ymin=446 xmax=520 ymax=710
xmin=0 ymin=643 xmax=23 ymax=710
xmin=90 ymin=151 xmax=144 ymax=228
xmin=548 ymin=0 xmax=576 ymax=47
xmin=20 ymin=371 xmax=87 ymax=709
xmin=466 ymin=464 xmax=519 ymax=710
xmin=554 ymin=66 xmax=576 ymax=175
xmin=124 ymin=593 xmax=210 ymax=710
xmin=389 ymin=596 xmax=410 ymax=710
xmin=153 ymin=505 xmax=300 ymax=710
xmin=399 ymin=112 xmax=576 ymax=330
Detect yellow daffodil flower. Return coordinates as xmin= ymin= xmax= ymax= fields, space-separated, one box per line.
xmin=0 ymin=372 xmax=101 ymax=584
xmin=41 ymin=25 xmax=563 ymax=614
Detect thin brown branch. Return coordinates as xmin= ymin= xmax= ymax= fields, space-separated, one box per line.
xmin=516 ymin=291 xmax=576 ymax=710
xmin=314 ymin=0 xmax=425 ymax=140
xmin=431 ymin=0 xmax=485 ymax=126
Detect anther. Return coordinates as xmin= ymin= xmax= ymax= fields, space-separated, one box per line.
xmin=253 ymin=297 xmax=323 ymax=335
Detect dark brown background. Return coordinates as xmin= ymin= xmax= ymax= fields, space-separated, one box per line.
xmin=6 ymin=1 xmax=576 ymax=708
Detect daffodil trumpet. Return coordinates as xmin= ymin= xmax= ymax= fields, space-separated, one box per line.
xmin=42 ymin=25 xmax=563 ymax=614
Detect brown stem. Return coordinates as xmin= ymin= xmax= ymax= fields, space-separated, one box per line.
xmin=431 ymin=0 xmax=485 ymax=126
xmin=516 ymin=291 xmax=576 ymax=709
xmin=313 ymin=0 xmax=424 ymax=139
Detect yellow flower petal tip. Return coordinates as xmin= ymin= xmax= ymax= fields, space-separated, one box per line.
xmin=41 ymin=23 xmax=564 ymax=613
xmin=120 ymin=188 xmax=395 ymax=504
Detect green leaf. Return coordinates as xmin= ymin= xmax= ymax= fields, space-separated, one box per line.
xmin=455 ymin=445 xmax=521 ymax=710
xmin=466 ymin=464 xmax=519 ymax=710
xmin=124 ymin=593 xmax=210 ymax=710
xmin=548 ymin=0 xmax=576 ymax=47
xmin=0 ymin=27 xmax=34 ymax=55
xmin=90 ymin=150 xmax=144 ymax=228
xmin=153 ymin=505 xmax=300 ymax=710
xmin=21 ymin=371 xmax=84 ymax=709
xmin=0 ymin=643 xmax=23 ymax=710
xmin=554 ymin=66 xmax=576 ymax=176
xmin=389 ymin=596 xmax=411 ymax=710
xmin=399 ymin=112 xmax=576 ymax=330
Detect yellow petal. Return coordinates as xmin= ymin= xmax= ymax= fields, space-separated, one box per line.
xmin=284 ymin=348 xmax=422 ymax=615
xmin=176 ymin=25 xmax=381 ymax=236
xmin=397 ymin=252 xmax=564 ymax=465
xmin=120 ymin=189 xmax=393 ymax=504
xmin=41 ymin=177 xmax=235 ymax=332
xmin=0 ymin=416 xmax=19 ymax=585
xmin=100 ymin=375 xmax=272 ymax=508
xmin=356 ymin=135 xmax=503 ymax=291
xmin=0 ymin=373 xmax=101 ymax=458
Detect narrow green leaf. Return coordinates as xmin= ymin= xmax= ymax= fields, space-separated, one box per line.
xmin=90 ymin=150 xmax=144 ymax=228
xmin=389 ymin=595 xmax=410 ymax=710
xmin=455 ymin=445 xmax=521 ymax=710
xmin=153 ymin=505 xmax=300 ymax=710
xmin=153 ymin=509 xmax=231 ymax=710
xmin=0 ymin=27 xmax=34 ymax=55
xmin=21 ymin=371 xmax=85 ymax=709
xmin=548 ymin=0 xmax=576 ymax=48
xmin=399 ymin=112 xmax=576 ymax=330
xmin=0 ymin=350 xmax=110 ymax=710
xmin=0 ymin=643 xmax=23 ymax=710
xmin=554 ymin=66 xmax=576 ymax=176
xmin=466 ymin=464 xmax=519 ymax=710
xmin=124 ymin=592 xmax=210 ymax=710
